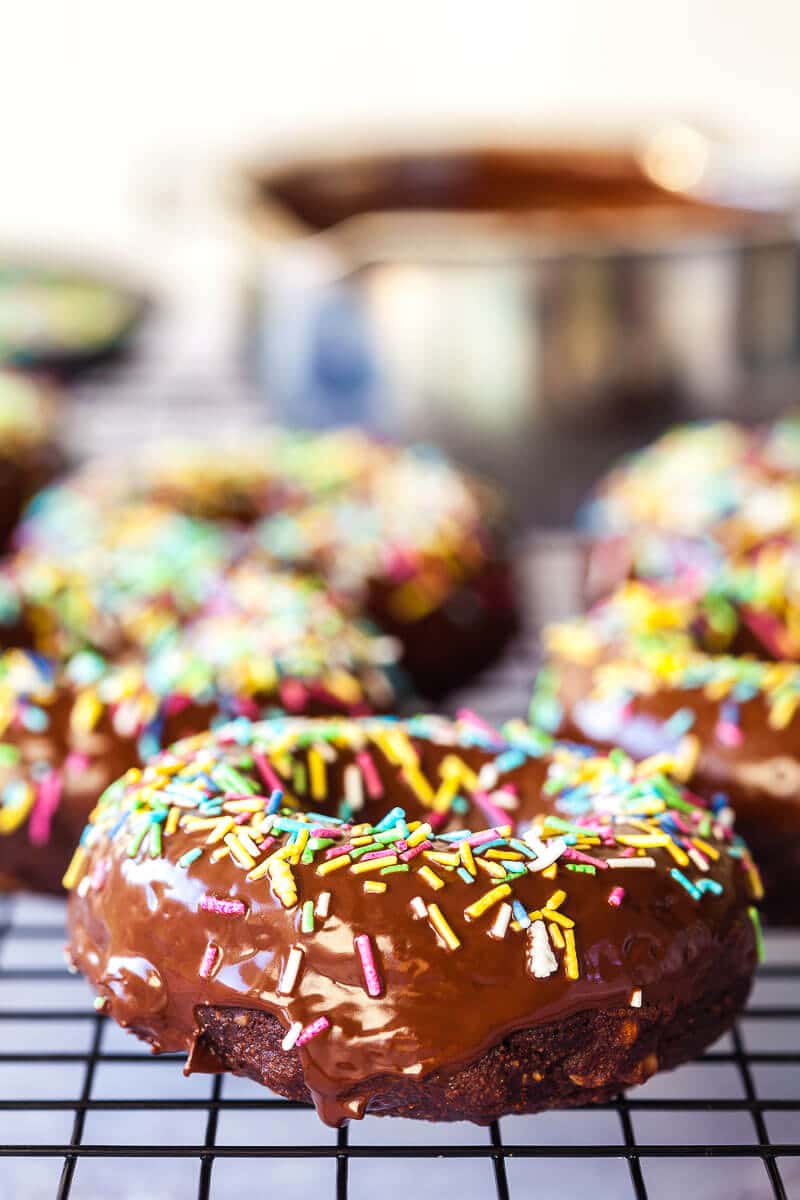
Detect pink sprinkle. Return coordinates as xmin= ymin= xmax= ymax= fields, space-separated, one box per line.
xmin=199 ymin=941 xmax=219 ymax=979
xmin=279 ymin=679 xmax=308 ymax=713
xmin=715 ymin=721 xmax=744 ymax=748
xmin=28 ymin=771 xmax=63 ymax=848
xmin=199 ymin=895 xmax=246 ymax=917
xmin=400 ymin=841 xmax=430 ymax=862
xmin=456 ymin=708 xmax=504 ymax=742
xmin=354 ymin=933 xmax=383 ymax=997
xmin=311 ymin=827 xmax=343 ymax=838
xmin=608 ymin=886 xmax=625 ymax=907
xmin=234 ymin=697 xmax=260 ymax=719
xmin=295 ymin=1015 xmax=331 ymax=1047
xmin=360 ymin=849 xmax=395 ymax=863
xmin=563 ymin=847 xmax=609 ymax=871
xmin=468 ymin=828 xmax=503 ymax=847
xmin=163 ymin=693 xmax=192 ymax=716
xmin=620 ymin=846 xmax=637 ymax=858
xmin=64 ymin=752 xmax=90 ymax=774
xmin=90 ymin=859 xmax=109 ymax=892
xmin=258 ymin=836 xmax=277 ymax=855
xmin=253 ymin=750 xmax=284 ymax=794
xmin=325 ymin=842 xmax=355 ymax=861
xmin=428 ymin=811 xmax=447 ymax=832
xmin=356 ymin=751 xmax=383 ymax=799
xmin=473 ymin=792 xmax=509 ymax=828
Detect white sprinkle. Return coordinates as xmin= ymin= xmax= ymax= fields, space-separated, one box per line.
xmin=477 ymin=763 xmax=499 ymax=790
xmin=281 ymin=1020 xmax=303 ymax=1051
xmin=489 ymin=901 xmax=512 ymax=940
xmin=315 ymin=891 xmax=331 ymax=920
xmin=409 ymin=895 xmax=428 ymax=919
xmin=607 ymin=856 xmax=657 ymax=869
xmin=526 ymin=836 xmax=567 ymax=872
xmin=527 ymin=919 xmax=558 ymax=978
xmin=630 ymin=988 xmax=643 ymax=1008
xmin=278 ymin=946 xmax=304 ymax=996
xmin=687 ymin=846 xmax=709 ymax=873
xmin=344 ymin=763 xmax=365 ymax=812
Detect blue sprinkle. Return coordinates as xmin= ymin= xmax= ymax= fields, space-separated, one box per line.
xmin=512 ymin=900 xmax=531 ymax=929
xmin=178 ymin=847 xmax=203 ymax=869
xmin=21 ymin=706 xmax=49 ymax=733
xmin=457 ymin=867 xmax=475 ymax=885
xmin=267 ymin=789 xmax=283 ymax=815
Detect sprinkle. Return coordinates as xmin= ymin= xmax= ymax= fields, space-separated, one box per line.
xmin=278 ymin=945 xmax=304 ymax=995
xmin=199 ymin=941 xmax=219 ymax=979
xmin=489 ymin=901 xmax=512 ymax=940
xmin=608 ymin=886 xmax=625 ymax=907
xmin=315 ymin=891 xmax=331 ymax=919
xmin=62 ymin=846 xmax=88 ymax=891
xmin=316 ymin=854 xmax=351 ymax=877
xmin=301 ymin=900 xmax=315 ymax=933
xmin=563 ymin=928 xmax=579 ymax=979
xmin=427 ymin=902 xmax=461 ymax=951
xmin=418 ymin=865 xmax=445 ymax=891
xmin=354 ymin=933 xmax=383 ymax=997
xmin=748 ymin=906 xmax=765 ymax=963
xmin=527 ymin=919 xmax=558 ymax=978
xmin=630 ymin=988 xmax=643 ymax=1008
xmin=281 ymin=1021 xmax=303 ymax=1050
xmin=410 ymin=896 xmax=428 ymax=919
xmin=199 ymin=895 xmax=246 ymax=917
xmin=268 ymin=857 xmax=298 ymax=907
xmin=512 ymin=899 xmax=531 ymax=929
xmin=295 ymin=1015 xmax=331 ymax=1047
xmin=364 ymin=880 xmax=387 ymax=894
xmin=670 ymin=867 xmax=702 ymax=900
xmin=464 ymin=883 xmax=511 ymax=922
xmin=607 ymin=856 xmax=657 ymax=869
xmin=351 ymin=853 xmax=397 ymax=874
xmin=356 ymin=750 xmax=383 ymax=798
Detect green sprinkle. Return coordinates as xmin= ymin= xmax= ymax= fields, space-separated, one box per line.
xmin=748 ymin=906 xmax=765 ymax=963
xmin=301 ymin=900 xmax=315 ymax=933
xmin=566 ymin=863 xmax=596 ymax=875
xmin=0 ymin=743 xmax=20 ymax=766
xmin=380 ymin=864 xmax=409 ymax=875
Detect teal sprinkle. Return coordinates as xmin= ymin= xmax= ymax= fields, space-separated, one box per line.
xmin=178 ymin=847 xmax=203 ymax=869
xmin=21 ymin=706 xmax=49 ymax=733
xmin=670 ymin=867 xmax=701 ymax=900
xmin=696 ymin=878 xmax=723 ymax=896
xmin=452 ymin=795 xmax=469 ymax=814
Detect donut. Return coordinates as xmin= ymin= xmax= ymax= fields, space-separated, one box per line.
xmin=0 ymin=370 xmax=63 ymax=552
xmin=531 ymin=579 xmax=800 ymax=920
xmin=0 ymin=265 xmax=144 ymax=375
xmin=0 ymin=576 xmax=401 ymax=893
xmin=582 ymin=413 xmax=800 ymax=597
xmin=5 ymin=430 xmax=516 ymax=694
xmin=66 ymin=713 xmax=760 ymax=1125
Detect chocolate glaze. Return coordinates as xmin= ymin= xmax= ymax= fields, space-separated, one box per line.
xmin=67 ymin=716 xmax=758 ymax=1125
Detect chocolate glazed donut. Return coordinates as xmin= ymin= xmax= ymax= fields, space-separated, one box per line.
xmin=533 ymin=581 xmax=800 ymax=922
xmin=67 ymin=714 xmax=760 ymax=1126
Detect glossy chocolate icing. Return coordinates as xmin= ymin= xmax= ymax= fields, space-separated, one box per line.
xmin=67 ymin=715 xmax=759 ymax=1125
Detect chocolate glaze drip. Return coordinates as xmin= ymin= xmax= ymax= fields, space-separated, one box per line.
xmin=66 ymin=717 xmax=757 ymax=1125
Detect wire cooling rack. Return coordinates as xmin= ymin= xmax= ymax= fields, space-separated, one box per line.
xmin=0 ymin=618 xmax=798 ymax=1200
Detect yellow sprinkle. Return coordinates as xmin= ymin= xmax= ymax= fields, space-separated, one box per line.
xmin=267 ymin=857 xmax=297 ymax=907
xmin=418 ymin=865 xmax=445 ymax=891
xmin=351 ymin=853 xmax=398 ymax=874
xmin=210 ymin=846 xmax=230 ymax=864
xmin=0 ymin=782 xmax=34 ymax=834
xmin=692 ymin=837 xmax=720 ymax=862
xmin=62 ymin=846 xmax=88 ymax=891
xmin=464 ymin=883 xmax=511 ymax=922
xmin=427 ymin=903 xmax=461 ymax=951
xmin=70 ymin=689 xmax=103 ymax=734
xmin=424 ymin=850 xmax=460 ymax=869
xmin=364 ymin=881 xmax=387 ymax=894
xmin=308 ymin=748 xmax=326 ymax=801
xmin=541 ymin=907 xmax=574 ymax=929
xmin=484 ymin=849 xmax=524 ymax=862
xmin=224 ymin=832 xmax=256 ymax=871
xmin=403 ymin=765 xmax=435 ymax=806
xmin=407 ymin=823 xmax=432 ymax=848
xmin=662 ymin=838 xmax=690 ymax=868
xmin=285 ymin=826 xmax=309 ymax=864
xmin=748 ymin=862 xmax=765 ymax=902
xmin=433 ymin=774 xmax=460 ymax=814
xmin=545 ymin=889 xmax=566 ymax=911
xmin=541 ymin=864 xmax=558 ymax=880
xmin=316 ymin=854 xmax=352 ymax=877
xmin=616 ymin=834 xmax=669 ymax=848
xmin=548 ymin=921 xmax=565 ymax=950
xmin=459 ymin=841 xmax=476 ymax=876
xmin=165 ymin=807 xmax=180 ymax=838
xmin=207 ymin=817 xmax=236 ymax=845
xmin=476 ymin=857 xmax=507 ymax=880
xmin=563 ymin=928 xmax=579 ymax=979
